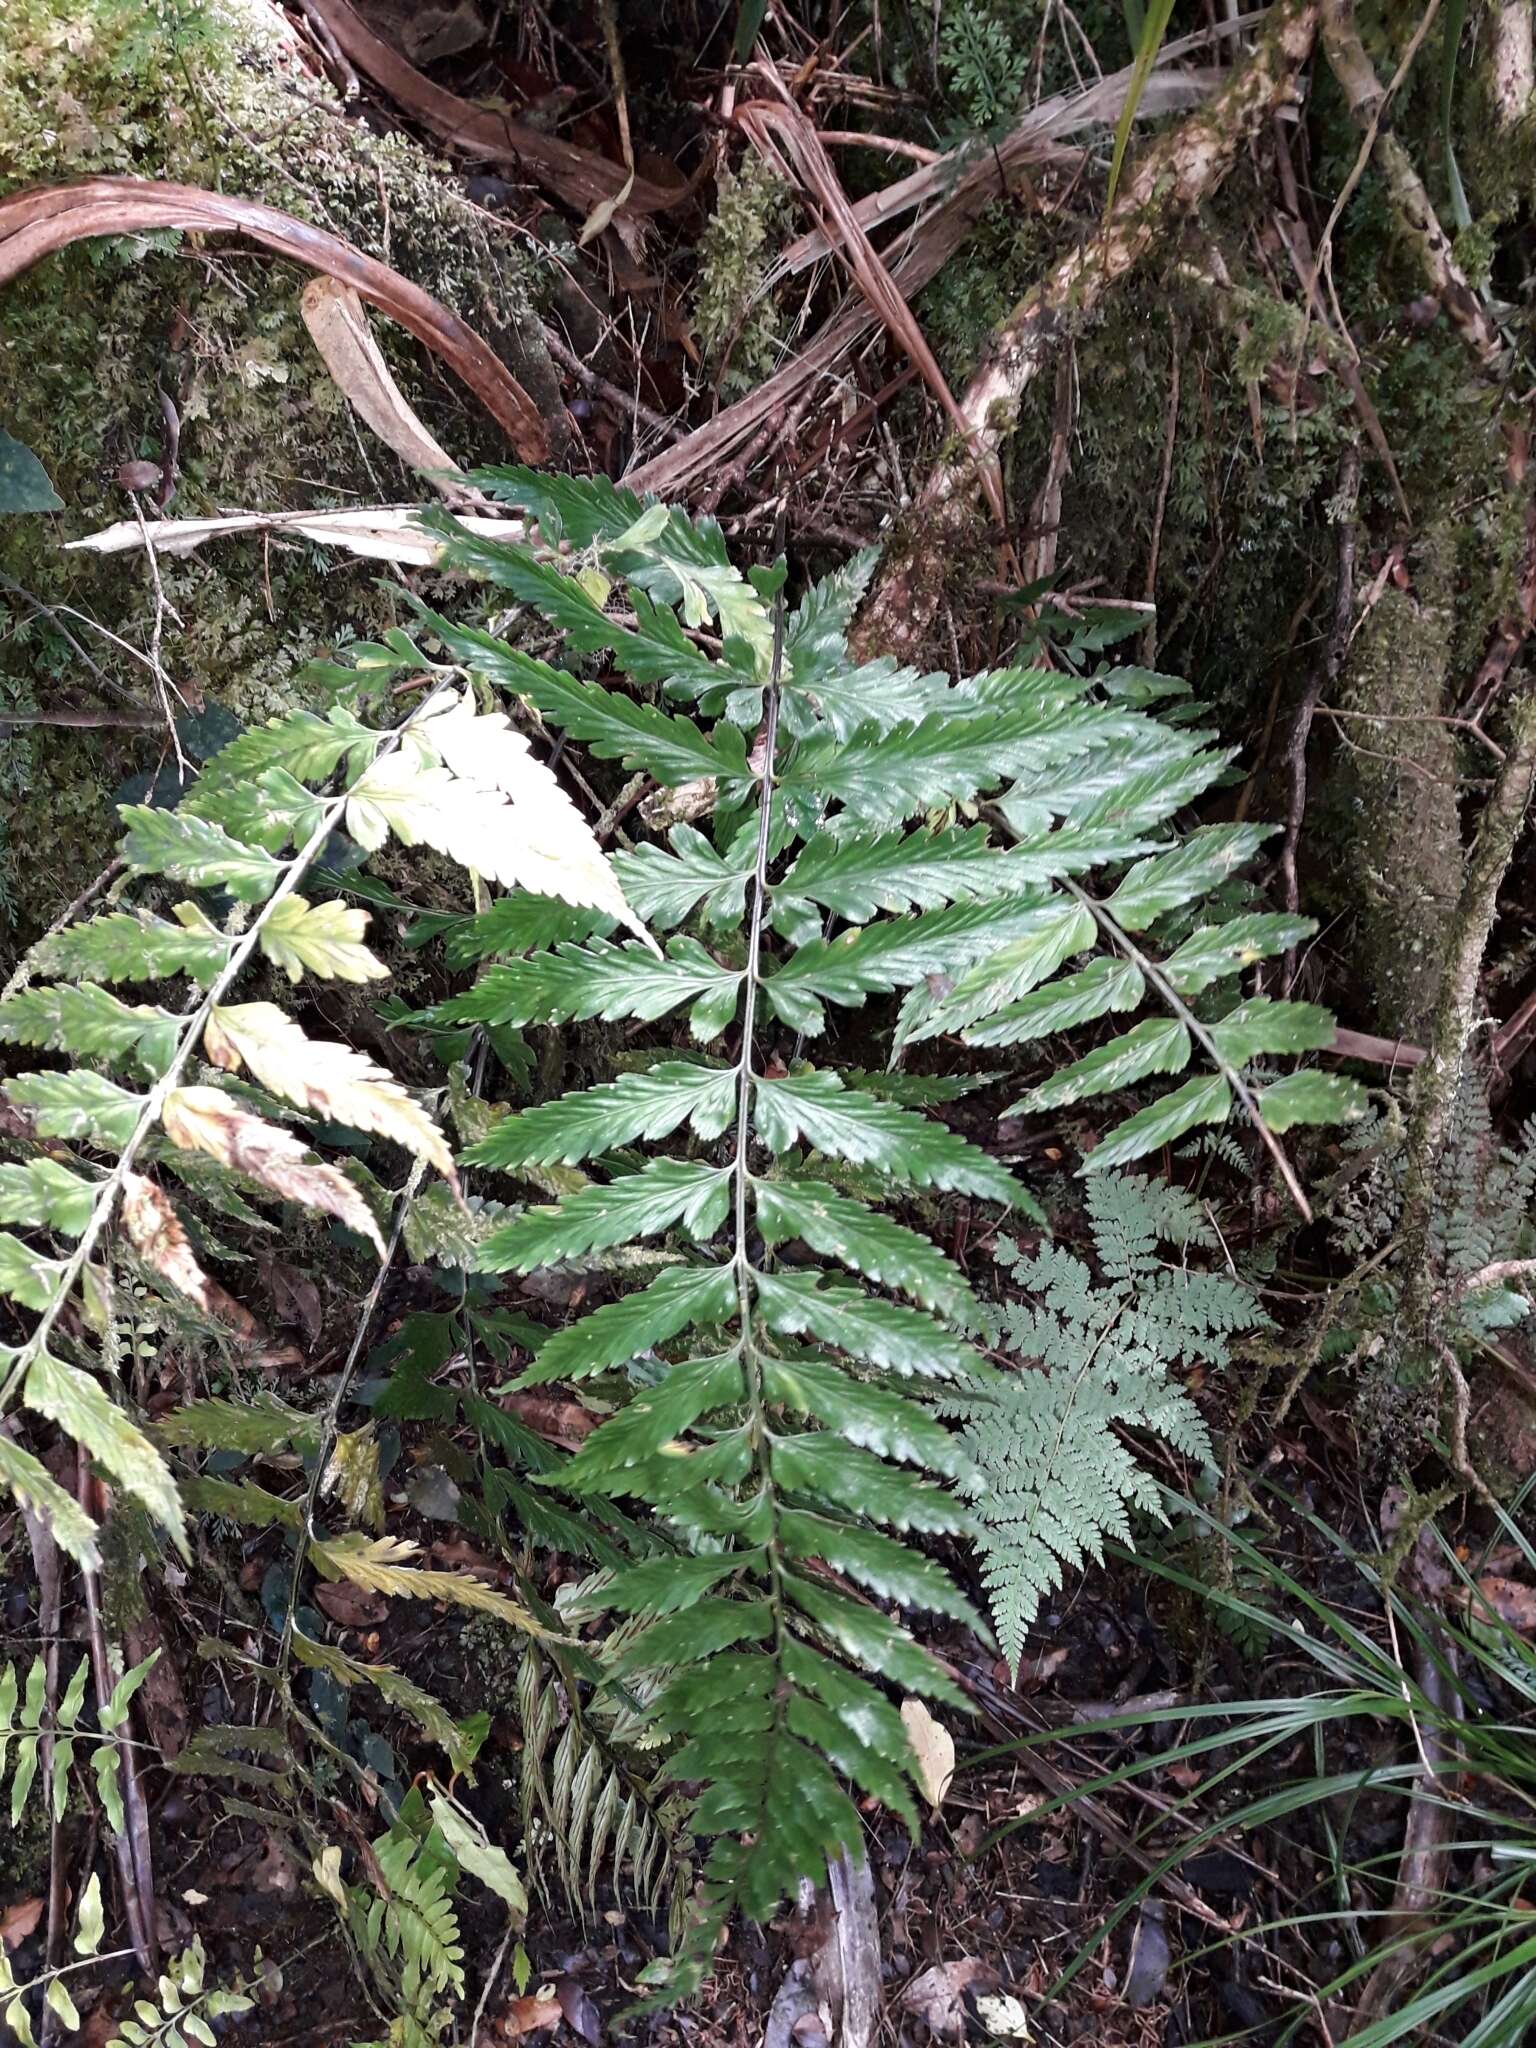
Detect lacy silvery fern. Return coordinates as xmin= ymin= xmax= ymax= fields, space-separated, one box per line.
xmin=944 ymin=1172 xmax=1267 ymax=1670
xmin=0 ymin=467 xmax=1363 ymax=2002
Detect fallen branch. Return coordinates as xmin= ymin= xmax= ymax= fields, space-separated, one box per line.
xmin=67 ymin=505 xmax=523 ymax=565
xmin=854 ymin=0 xmax=1322 ymax=660
xmin=1319 ymin=0 xmax=1503 ymax=375
xmin=0 ymin=177 xmax=550 ymax=459
xmin=1327 ymin=1026 xmax=1425 ymax=1069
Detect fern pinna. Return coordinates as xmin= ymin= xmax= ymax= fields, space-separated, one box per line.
xmin=946 ymin=1173 xmax=1268 ymax=1671
xmin=0 ymin=465 xmax=1364 ymax=2004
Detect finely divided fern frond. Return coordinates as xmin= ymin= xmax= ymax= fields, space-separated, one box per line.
xmin=941 ymin=1173 xmax=1266 ymax=1671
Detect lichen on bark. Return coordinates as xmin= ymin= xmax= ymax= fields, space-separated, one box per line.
xmin=1332 ymin=526 xmax=1463 ymax=1040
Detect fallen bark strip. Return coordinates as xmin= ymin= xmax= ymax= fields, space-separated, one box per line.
xmin=856 ymin=0 xmax=1322 ymax=660
xmin=738 ymin=76 xmax=1008 ymax=531
xmin=296 ymin=0 xmax=687 ymax=221
xmin=299 ymin=274 xmax=469 ymax=498
xmin=67 ymin=506 xmax=523 ymax=564
xmin=765 ymin=25 xmax=1249 ymax=286
xmin=0 ymin=177 xmax=550 ymax=460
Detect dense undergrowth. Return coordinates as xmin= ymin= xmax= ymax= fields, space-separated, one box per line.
xmin=3 ymin=0 xmax=1536 ymax=2041
xmin=0 ymin=470 xmax=1392 ymax=2039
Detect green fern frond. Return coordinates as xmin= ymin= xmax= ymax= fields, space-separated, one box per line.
xmin=943 ymin=1172 xmax=1264 ymax=1671
xmin=0 ymin=467 xmax=1366 ymax=2007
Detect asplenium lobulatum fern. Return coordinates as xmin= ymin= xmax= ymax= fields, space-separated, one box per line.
xmin=942 ymin=1173 xmax=1267 ymax=1671
xmin=346 ymin=467 xmax=1353 ymax=1987
xmin=0 ymin=465 xmax=1363 ymax=2000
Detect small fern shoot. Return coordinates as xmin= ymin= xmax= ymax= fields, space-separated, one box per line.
xmin=943 ymin=1173 xmax=1266 ymax=1670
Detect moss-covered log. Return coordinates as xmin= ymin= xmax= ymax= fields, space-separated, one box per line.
xmin=0 ymin=0 xmax=561 ymax=930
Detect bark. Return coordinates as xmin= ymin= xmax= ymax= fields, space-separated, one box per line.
xmin=1396 ymin=687 xmax=1536 ymax=1350
xmin=856 ymin=0 xmax=1321 ymax=661
xmin=1490 ymin=0 xmax=1535 ymax=127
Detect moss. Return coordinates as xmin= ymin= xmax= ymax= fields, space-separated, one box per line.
xmin=0 ymin=1801 xmax=50 ymax=1901
xmin=0 ymin=0 xmax=559 ymax=932
xmin=1333 ymin=525 xmax=1463 ymax=1039
xmin=921 ymin=202 xmax=1053 ymax=386
xmin=690 ymin=155 xmax=792 ymax=396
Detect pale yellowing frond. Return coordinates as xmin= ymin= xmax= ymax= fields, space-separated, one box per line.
xmin=162 ymin=1085 xmax=388 ymax=1253
xmin=202 ymin=1004 xmax=455 ymax=1182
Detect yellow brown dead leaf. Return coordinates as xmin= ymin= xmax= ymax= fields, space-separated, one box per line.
xmin=899 ymin=1695 xmax=956 ymax=1810
xmin=348 ymin=690 xmax=654 ymax=947
xmin=161 ymin=1085 xmax=387 ymax=1255
xmin=120 ymin=1171 xmax=214 ymax=1311
xmin=1470 ymin=1574 xmax=1536 ymax=1634
xmin=201 ymin=1003 xmax=455 ymax=1182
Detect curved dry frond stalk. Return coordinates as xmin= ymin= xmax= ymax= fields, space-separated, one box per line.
xmin=0 ymin=177 xmax=549 ymax=457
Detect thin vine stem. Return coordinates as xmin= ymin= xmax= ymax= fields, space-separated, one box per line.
xmin=274 ymin=1152 xmax=427 ymax=1688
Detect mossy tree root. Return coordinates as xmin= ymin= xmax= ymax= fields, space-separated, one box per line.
xmin=1396 ymin=687 xmax=1536 ymax=1355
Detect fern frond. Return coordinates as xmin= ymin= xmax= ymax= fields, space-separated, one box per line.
xmin=0 ymin=470 xmax=1364 ymax=2008
xmin=616 ymin=825 xmax=754 ymax=929
xmin=309 ymin=1533 xmax=554 ymax=1636
xmin=946 ymin=1171 xmax=1263 ymax=1669
xmin=0 ymin=982 xmax=180 ymax=1075
xmin=444 ymin=936 xmax=743 ymax=1037
xmin=0 ymin=671 xmax=634 ymax=1579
